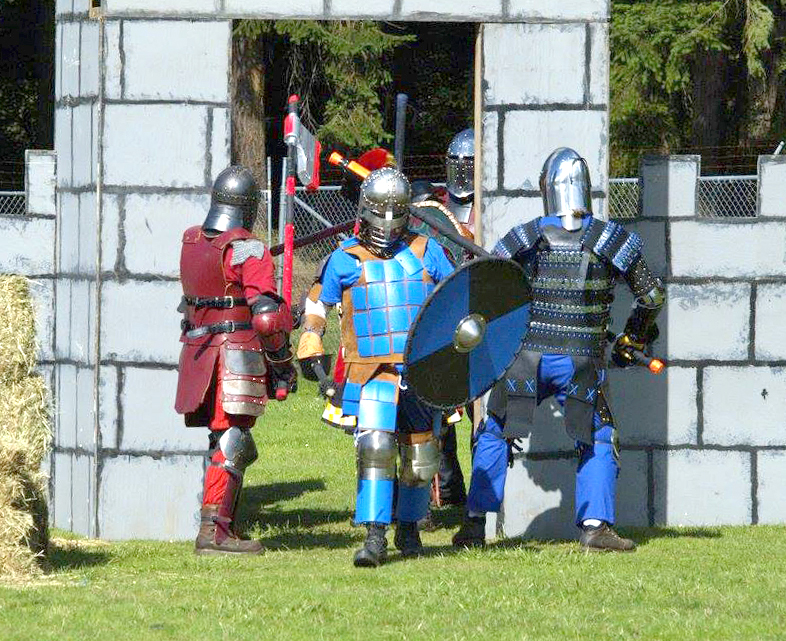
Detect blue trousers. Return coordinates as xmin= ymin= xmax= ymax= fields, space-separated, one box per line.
xmin=466 ymin=353 xmax=619 ymax=526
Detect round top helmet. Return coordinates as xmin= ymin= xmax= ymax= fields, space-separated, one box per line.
xmin=539 ymin=147 xmax=592 ymax=231
xmin=446 ymin=128 xmax=475 ymax=200
xmin=357 ymin=167 xmax=411 ymax=256
xmin=203 ymin=166 xmax=260 ymax=233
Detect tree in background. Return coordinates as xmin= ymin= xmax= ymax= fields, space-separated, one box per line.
xmin=611 ymin=0 xmax=786 ymax=175
xmin=0 ymin=0 xmax=54 ymax=189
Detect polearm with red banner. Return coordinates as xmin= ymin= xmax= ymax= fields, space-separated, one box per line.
xmin=282 ymin=95 xmax=321 ymax=306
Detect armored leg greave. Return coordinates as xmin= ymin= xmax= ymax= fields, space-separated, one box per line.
xmin=396 ymin=433 xmax=439 ymax=523
xmin=355 ymin=431 xmax=397 ymax=525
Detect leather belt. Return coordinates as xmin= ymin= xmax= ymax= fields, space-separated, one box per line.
xmin=179 ymin=295 xmax=247 ymax=311
xmin=183 ymin=320 xmax=253 ymax=339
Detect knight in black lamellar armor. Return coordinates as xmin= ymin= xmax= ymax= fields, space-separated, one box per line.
xmin=453 ymin=148 xmax=665 ymax=552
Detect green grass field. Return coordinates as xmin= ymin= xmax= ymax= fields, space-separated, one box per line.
xmin=3 ymin=375 xmax=786 ymax=640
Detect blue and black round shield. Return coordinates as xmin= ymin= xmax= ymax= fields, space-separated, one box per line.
xmin=404 ymin=258 xmax=531 ymax=409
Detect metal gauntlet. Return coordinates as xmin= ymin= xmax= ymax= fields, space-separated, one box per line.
xmin=622 ymin=257 xmax=665 ymax=346
xmin=614 ymin=257 xmax=665 ymax=367
xmin=250 ymin=295 xmax=296 ymax=397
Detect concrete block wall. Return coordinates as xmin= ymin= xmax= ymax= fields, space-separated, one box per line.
xmin=46 ymin=1 xmax=616 ymax=539
xmin=481 ymin=16 xmax=610 ymax=248
xmin=51 ymin=5 xmax=228 ymax=539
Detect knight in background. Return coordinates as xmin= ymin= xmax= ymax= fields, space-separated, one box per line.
xmin=453 ymin=148 xmax=665 ymax=551
xmin=175 ymin=166 xmax=297 ymax=555
xmin=297 ymin=167 xmax=454 ymax=567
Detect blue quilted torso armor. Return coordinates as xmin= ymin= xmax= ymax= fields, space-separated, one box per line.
xmin=349 ymin=244 xmax=435 ymax=358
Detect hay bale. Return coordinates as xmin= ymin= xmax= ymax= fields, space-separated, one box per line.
xmin=0 ymin=276 xmax=51 ymax=579
xmin=0 ymin=276 xmax=37 ymax=384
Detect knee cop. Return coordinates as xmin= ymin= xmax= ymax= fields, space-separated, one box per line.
xmin=398 ymin=433 xmax=439 ymax=488
xmin=356 ymin=430 xmax=397 ymax=482
xmin=218 ymin=426 xmax=259 ymax=478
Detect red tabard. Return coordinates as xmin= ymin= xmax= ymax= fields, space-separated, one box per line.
xmin=175 ymin=226 xmax=269 ymax=427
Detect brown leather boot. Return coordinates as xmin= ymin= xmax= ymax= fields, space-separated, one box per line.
xmin=194 ymin=505 xmax=263 ymax=555
xmin=579 ymin=522 xmax=636 ymax=552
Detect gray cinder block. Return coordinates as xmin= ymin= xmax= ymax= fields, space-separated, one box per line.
xmin=503 ymin=110 xmax=607 ymax=193
xmin=100 ymin=280 xmax=183 ymax=364
xmin=331 ymin=0 xmax=396 ymax=16
xmin=640 ymin=155 xmax=699 ymax=218
xmin=481 ymin=195 xmax=543 ymax=250
xmin=123 ymin=193 xmax=209 ymax=277
xmin=653 ymin=449 xmax=751 ymax=526
xmin=221 ymin=0 xmax=323 ymax=16
xmin=609 ymin=366 xmax=697 ymax=447
xmin=28 ymin=278 xmax=55 ymax=362
xmin=483 ymin=24 xmax=586 ymax=106
xmin=210 ymin=108 xmax=230 ymax=183
xmin=104 ymin=20 xmax=122 ymax=100
xmin=79 ymin=20 xmax=99 ymax=97
xmin=704 ymin=366 xmax=786 ymax=447
xmin=99 ymin=366 xmax=118 ymax=449
xmin=757 ymin=156 xmax=786 ymax=217
xmin=105 ymin=0 xmax=220 ymax=13
xmin=71 ymin=103 xmax=94 ymax=188
xmin=103 ymin=104 xmax=208 ymax=188
xmin=755 ymin=284 xmax=786 ymax=360
xmin=508 ymin=0 xmax=607 ymax=20
xmin=665 ymin=283 xmax=749 ymax=360
xmin=616 ymin=450 xmax=649 ymax=527
xmin=52 ymin=451 xmax=95 ymax=536
xmin=400 ymin=0 xmax=501 ymax=19
xmin=98 ymin=454 xmax=203 ymax=540
xmin=501 ymin=456 xmax=578 ymax=540
xmin=589 ymin=23 xmax=609 ymax=105
xmin=100 ymin=194 xmax=120 ymax=273
xmin=481 ymin=111 xmax=499 ymax=193
xmin=757 ymin=450 xmax=786 ymax=524
xmin=119 ymin=366 xmax=206 ymax=451
xmin=25 ymin=150 xmax=57 ymax=217
xmin=671 ymin=221 xmax=786 ymax=278
xmin=54 ymin=107 xmax=72 ymax=187
xmin=60 ymin=21 xmax=80 ymax=99
xmin=123 ymin=21 xmax=230 ymax=102
xmin=0 ymin=217 xmax=55 ymax=275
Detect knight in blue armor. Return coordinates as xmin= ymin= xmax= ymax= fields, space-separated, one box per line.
xmin=297 ymin=167 xmax=454 ymax=567
xmin=452 ymin=148 xmax=665 ymax=552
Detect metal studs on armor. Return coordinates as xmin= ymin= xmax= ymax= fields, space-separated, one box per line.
xmin=357 ymin=167 xmax=412 ymax=256
xmin=446 ymin=128 xmax=475 ymax=199
xmin=203 ymin=166 xmax=260 ymax=233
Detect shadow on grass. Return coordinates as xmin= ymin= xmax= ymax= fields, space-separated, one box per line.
xmin=46 ymin=540 xmax=112 ymax=572
xmin=236 ymin=478 xmax=357 ymax=549
xmin=260 ymin=526 xmax=359 ymax=551
xmin=623 ymin=526 xmax=723 ymax=546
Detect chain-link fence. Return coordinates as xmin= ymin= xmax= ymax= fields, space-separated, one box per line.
xmin=0 ymin=191 xmax=25 ymax=216
xmin=278 ymin=174 xmax=760 ymax=295
xmin=697 ymin=176 xmax=757 ymax=218
xmin=607 ymin=176 xmax=758 ymax=219
xmin=280 ymin=186 xmax=356 ymax=300
xmin=608 ymin=178 xmax=639 ymax=220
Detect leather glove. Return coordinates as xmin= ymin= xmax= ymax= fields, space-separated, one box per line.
xmin=268 ymin=354 xmax=298 ymax=400
xmin=319 ymin=378 xmax=340 ymax=400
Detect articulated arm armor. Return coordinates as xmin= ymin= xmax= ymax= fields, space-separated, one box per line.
xmin=613 ymin=256 xmax=665 ymax=367
xmin=250 ymin=294 xmax=297 ymax=395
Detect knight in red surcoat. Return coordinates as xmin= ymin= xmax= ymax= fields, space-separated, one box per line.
xmin=175 ymin=165 xmax=297 ymax=555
